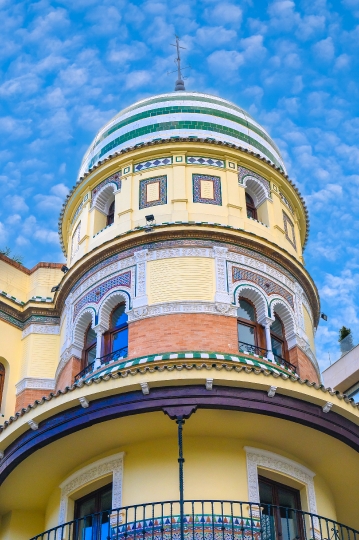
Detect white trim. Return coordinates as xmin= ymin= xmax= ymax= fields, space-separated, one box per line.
xmin=22 ymin=324 xmax=60 ymax=339
xmin=15 ymin=377 xmax=56 ymax=395
xmin=59 ymin=452 xmax=124 ymax=524
xmin=244 ymin=446 xmax=317 ymax=515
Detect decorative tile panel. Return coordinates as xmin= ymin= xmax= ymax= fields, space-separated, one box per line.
xmin=283 ymin=211 xmax=297 ymax=249
xmin=71 ymin=201 xmax=84 ymax=225
xmin=193 ymin=174 xmax=222 ymax=205
xmin=139 ymin=175 xmax=167 ymax=209
xmin=280 ymin=191 xmax=294 ymax=214
xmin=238 ymin=165 xmax=270 ymax=192
xmin=134 ymin=157 xmax=172 ymax=172
xmin=91 ymin=172 xmax=121 ymax=207
xmin=232 ymin=267 xmax=294 ymax=308
xmin=73 ymin=271 xmax=131 ymax=320
xmin=187 ymin=156 xmax=225 ymax=168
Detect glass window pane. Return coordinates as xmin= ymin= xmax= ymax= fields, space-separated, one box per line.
xmin=271 ymin=316 xmax=283 ymax=337
xmin=237 ymin=300 xmax=256 ymax=321
xmin=86 ymin=327 xmax=96 ymax=346
xmin=111 ymin=305 xmax=128 ymax=328
xmin=87 ymin=345 xmax=96 ymax=365
xmin=112 ymin=327 xmax=128 ymax=353
xmin=271 ymin=337 xmax=283 ymax=357
xmin=238 ymin=323 xmax=255 ymax=345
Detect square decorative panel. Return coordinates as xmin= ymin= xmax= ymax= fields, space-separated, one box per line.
xmin=192 ymin=174 xmax=222 ymax=206
xmin=139 ymin=175 xmax=167 ymax=209
xmin=228 ymin=161 xmax=236 ymax=169
xmin=123 ymin=166 xmax=130 ymax=174
xmin=175 ymin=156 xmax=183 ymax=162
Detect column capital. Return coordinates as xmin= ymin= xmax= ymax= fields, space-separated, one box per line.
xmin=259 ymin=316 xmax=275 ymax=328
xmin=93 ymin=323 xmax=106 ymax=335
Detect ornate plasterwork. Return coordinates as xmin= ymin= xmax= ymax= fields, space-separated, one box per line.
xmin=148 ymin=247 xmax=212 ymax=260
xmin=15 ymin=377 xmax=55 ymax=395
xmin=59 ymin=452 xmax=124 ymax=524
xmin=244 ymin=446 xmax=317 ymax=515
xmin=22 ymin=324 xmax=60 ymax=339
xmin=128 ymin=301 xmax=237 ymax=322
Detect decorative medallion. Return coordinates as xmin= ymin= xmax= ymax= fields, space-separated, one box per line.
xmin=139 ymin=175 xmax=167 ymax=209
xmin=193 ymin=174 xmax=222 ymax=205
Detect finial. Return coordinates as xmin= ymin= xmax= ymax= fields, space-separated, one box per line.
xmin=171 ymin=35 xmax=186 ymax=91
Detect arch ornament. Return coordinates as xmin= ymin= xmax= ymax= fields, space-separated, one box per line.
xmin=59 ymin=452 xmax=124 ymax=524
xmin=233 ymin=283 xmax=268 ymax=323
xmin=244 ymin=446 xmax=317 ymax=515
xmin=269 ymin=297 xmax=296 ymax=341
xmin=98 ymin=289 xmax=131 ymax=329
xmin=72 ymin=307 xmax=96 ymax=351
xmin=244 ymin=175 xmax=270 ymax=207
xmin=92 ymin=183 xmax=117 ymax=214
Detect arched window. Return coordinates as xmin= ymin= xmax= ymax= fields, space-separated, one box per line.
xmin=0 ymin=363 xmax=5 ymax=410
xmin=83 ymin=324 xmax=97 ymax=369
xmin=246 ymin=193 xmax=257 ymax=220
xmin=270 ymin=314 xmax=287 ymax=361
xmin=104 ymin=303 xmax=128 ymax=360
xmin=107 ymin=200 xmax=115 ymax=227
xmin=237 ymin=298 xmax=265 ymax=355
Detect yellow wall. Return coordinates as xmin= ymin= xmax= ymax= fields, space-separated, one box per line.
xmin=147 ymin=258 xmax=215 ymax=304
xmin=0 ymin=321 xmax=22 ymax=420
xmin=20 ymin=334 xmax=59 ymax=379
xmin=65 ymin=146 xmax=306 ymax=268
xmin=303 ymin=304 xmax=315 ymax=352
xmin=0 ymin=510 xmax=44 ymax=540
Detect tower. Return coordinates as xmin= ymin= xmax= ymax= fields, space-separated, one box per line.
xmin=0 ymin=90 xmax=358 ymax=540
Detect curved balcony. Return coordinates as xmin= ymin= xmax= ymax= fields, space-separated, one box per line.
xmin=30 ymin=500 xmax=358 ymax=540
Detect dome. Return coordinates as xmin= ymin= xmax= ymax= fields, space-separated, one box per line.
xmin=79 ymin=91 xmax=286 ymax=178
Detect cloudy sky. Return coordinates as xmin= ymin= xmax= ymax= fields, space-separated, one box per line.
xmin=1 ymin=0 xmax=359 ymax=369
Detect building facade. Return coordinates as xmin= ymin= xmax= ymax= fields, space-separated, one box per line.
xmin=0 ymin=92 xmax=358 ymax=540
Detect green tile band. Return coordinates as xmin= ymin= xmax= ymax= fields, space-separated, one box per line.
xmin=88 ymin=120 xmax=283 ymax=170
xmin=90 ymin=105 xmax=281 ymax=156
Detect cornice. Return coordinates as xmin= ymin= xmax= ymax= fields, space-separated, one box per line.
xmin=0 ymin=300 xmax=60 ymax=330
xmin=58 ymin=138 xmax=310 ymax=255
xmin=54 ymin=224 xmax=320 ymax=325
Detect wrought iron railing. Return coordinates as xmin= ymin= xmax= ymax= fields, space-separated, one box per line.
xmin=74 ymin=347 xmax=129 ymax=381
xmin=273 ymin=353 xmax=296 ymax=373
xmin=100 ymin=346 xmax=128 ymax=366
xmin=30 ymin=500 xmax=359 ymax=540
xmin=74 ymin=362 xmax=95 ymax=381
xmin=238 ymin=341 xmax=268 ymax=358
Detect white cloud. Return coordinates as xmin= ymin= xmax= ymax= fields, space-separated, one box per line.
xmin=312 ymin=37 xmax=335 ymax=61
xmin=5 ymin=195 xmax=29 ymax=213
xmin=205 ymin=3 xmax=242 ymax=26
xmin=50 ymin=183 xmax=69 ymax=198
xmin=196 ymin=26 xmax=237 ymax=48
xmin=207 ymin=50 xmax=243 ymax=74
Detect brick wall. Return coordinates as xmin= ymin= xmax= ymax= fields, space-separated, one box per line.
xmin=288 ymin=346 xmax=319 ymax=383
xmin=15 ymin=389 xmax=51 ymax=412
xmin=55 ymin=356 xmax=81 ymax=392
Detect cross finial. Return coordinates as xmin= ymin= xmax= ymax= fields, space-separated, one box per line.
xmin=172 ymin=35 xmax=186 ymax=91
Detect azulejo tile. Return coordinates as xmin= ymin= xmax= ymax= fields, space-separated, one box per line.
xmin=192 ymin=174 xmax=222 ymax=206
xmin=134 ymin=156 xmax=172 ymax=172
xmin=139 ymin=175 xmax=167 ymax=209
xmin=186 ymin=156 xmax=225 ymax=168
xmin=232 ymin=267 xmax=294 ymax=308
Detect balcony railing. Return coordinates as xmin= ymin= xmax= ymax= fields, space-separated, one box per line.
xmin=30 ymin=499 xmax=359 ymax=540
xmin=273 ymin=353 xmax=297 ymax=373
xmin=238 ymin=341 xmax=268 ymax=358
xmin=74 ymin=347 xmax=128 ymax=382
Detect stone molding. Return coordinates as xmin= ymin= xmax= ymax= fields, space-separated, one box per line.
xmin=15 ymin=377 xmax=56 ymax=395
xmin=244 ymin=446 xmax=317 ymax=515
xmin=59 ymin=452 xmax=124 ymax=524
xmin=22 ymin=324 xmax=60 ymax=339
xmin=148 ymin=246 xmax=213 ymax=260
xmin=128 ymin=301 xmax=237 ymax=321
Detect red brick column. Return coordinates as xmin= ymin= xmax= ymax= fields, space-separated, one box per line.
xmin=55 ymin=356 xmax=82 ymax=392
xmin=288 ymin=346 xmax=319 ymax=383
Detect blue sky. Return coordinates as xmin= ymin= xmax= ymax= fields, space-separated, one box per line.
xmin=1 ymin=0 xmax=359 ymax=369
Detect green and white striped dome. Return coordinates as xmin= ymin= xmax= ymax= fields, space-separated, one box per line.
xmin=79 ymin=92 xmax=286 ymax=177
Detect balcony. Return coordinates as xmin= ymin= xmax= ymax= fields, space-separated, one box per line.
xmin=74 ymin=346 xmax=128 ymax=382
xmin=30 ymin=500 xmax=358 ymax=540
xmin=238 ymin=341 xmax=296 ymax=374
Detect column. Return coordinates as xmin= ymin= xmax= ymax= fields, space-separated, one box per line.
xmin=133 ymin=249 xmax=148 ymax=308
xmin=93 ymin=323 xmax=106 ymax=370
xmin=213 ymin=246 xmax=231 ymax=304
xmin=261 ymin=317 xmax=275 ymax=361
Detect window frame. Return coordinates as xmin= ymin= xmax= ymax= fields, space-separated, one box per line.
xmin=0 ymin=363 xmax=5 ymax=410
xmin=237 ymin=297 xmax=266 ymax=350
xmin=270 ymin=314 xmax=288 ymax=361
xmin=82 ymin=323 xmax=97 ymax=370
xmin=103 ymin=303 xmax=128 ymax=356
xmin=245 ymin=192 xmax=258 ymax=220
xmin=106 ymin=200 xmax=115 ymax=227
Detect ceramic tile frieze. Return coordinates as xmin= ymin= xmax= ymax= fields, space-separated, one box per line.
xmin=134 ymin=157 xmax=172 ymax=172
xmin=192 ymin=174 xmax=222 ymax=205
xmin=232 ymin=266 xmax=294 ymax=308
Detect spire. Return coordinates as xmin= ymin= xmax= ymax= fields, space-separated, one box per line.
xmin=172 ymin=35 xmax=186 ymax=91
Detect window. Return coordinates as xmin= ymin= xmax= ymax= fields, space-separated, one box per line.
xmin=104 ymin=303 xmax=128 ymax=360
xmin=237 ymin=298 xmax=265 ymax=354
xmin=270 ymin=314 xmax=288 ymax=362
xmin=246 ymin=193 xmax=257 ymax=220
xmin=83 ymin=324 xmax=97 ymax=369
xmin=259 ymin=475 xmax=302 ymax=540
xmin=0 ymin=363 xmax=5 ymax=410
xmin=106 ymin=200 xmax=115 ymax=227
xmin=74 ymin=483 xmax=112 ymax=540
